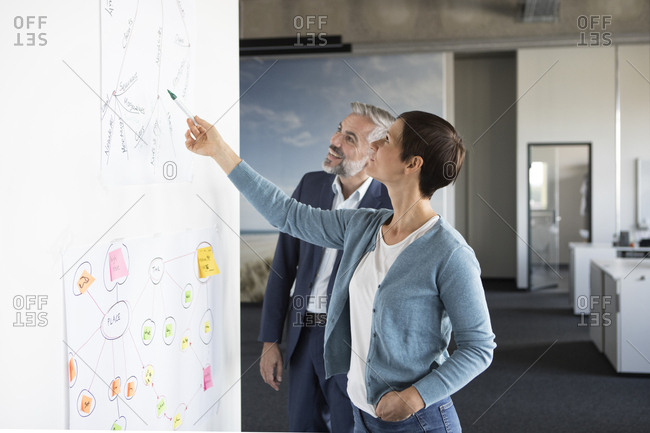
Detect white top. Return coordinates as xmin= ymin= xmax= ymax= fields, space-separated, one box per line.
xmin=307 ymin=176 xmax=374 ymax=314
xmin=347 ymin=215 xmax=439 ymax=416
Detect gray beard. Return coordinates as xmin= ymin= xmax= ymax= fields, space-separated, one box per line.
xmin=322 ymin=156 xmax=367 ymax=178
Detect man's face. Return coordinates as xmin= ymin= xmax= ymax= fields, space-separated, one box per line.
xmin=322 ymin=113 xmax=376 ymax=177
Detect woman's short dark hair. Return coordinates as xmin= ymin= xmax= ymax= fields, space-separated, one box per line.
xmin=398 ymin=111 xmax=466 ymax=198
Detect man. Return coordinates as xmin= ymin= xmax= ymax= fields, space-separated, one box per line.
xmin=258 ymin=102 xmax=394 ymax=432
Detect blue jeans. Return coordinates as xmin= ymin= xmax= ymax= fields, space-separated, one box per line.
xmin=352 ymin=396 xmax=462 ymax=433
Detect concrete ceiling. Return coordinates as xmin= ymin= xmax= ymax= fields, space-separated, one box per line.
xmin=240 ymin=0 xmax=650 ymax=53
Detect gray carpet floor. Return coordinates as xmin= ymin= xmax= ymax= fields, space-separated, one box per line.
xmin=241 ymin=280 xmax=650 ymax=432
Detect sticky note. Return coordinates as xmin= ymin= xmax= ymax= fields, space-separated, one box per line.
xmin=77 ymin=270 xmax=95 ymax=294
xmin=204 ymin=321 xmax=210 ymax=334
xmin=69 ymin=358 xmax=76 ymax=382
xmin=81 ymin=395 xmax=93 ymax=414
xmin=143 ymin=326 xmax=152 ymax=341
xmin=111 ymin=378 xmax=121 ymax=396
xmin=165 ymin=323 xmax=173 ymax=337
xmin=144 ymin=365 xmax=154 ymax=385
xmin=181 ymin=336 xmax=189 ymax=350
xmin=184 ymin=290 xmax=192 ymax=303
xmin=203 ymin=366 xmax=213 ymax=390
xmin=109 ymin=248 xmax=129 ymax=281
xmin=173 ymin=413 xmax=182 ymax=430
xmin=157 ymin=398 xmax=166 ymax=417
xmin=127 ymin=381 xmax=135 ymax=397
xmin=197 ymin=246 xmax=220 ymax=278
xmin=112 ymin=422 xmax=122 ymax=430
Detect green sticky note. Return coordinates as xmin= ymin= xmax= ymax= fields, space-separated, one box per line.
xmin=112 ymin=423 xmax=122 ymax=431
xmin=144 ymin=326 xmax=152 ymax=340
xmin=165 ymin=323 xmax=173 ymax=337
xmin=185 ymin=290 xmax=192 ymax=303
xmin=157 ymin=398 xmax=166 ymax=416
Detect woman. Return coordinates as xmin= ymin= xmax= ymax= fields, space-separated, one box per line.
xmin=185 ymin=111 xmax=496 ymax=432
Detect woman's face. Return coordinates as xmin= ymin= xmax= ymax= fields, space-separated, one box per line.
xmin=366 ymin=118 xmax=406 ymax=184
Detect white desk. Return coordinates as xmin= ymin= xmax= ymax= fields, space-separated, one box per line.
xmin=589 ymin=258 xmax=650 ymax=374
xmin=569 ymin=243 xmax=650 ymax=314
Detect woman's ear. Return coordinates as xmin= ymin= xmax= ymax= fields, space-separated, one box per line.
xmin=406 ymin=155 xmax=423 ymax=171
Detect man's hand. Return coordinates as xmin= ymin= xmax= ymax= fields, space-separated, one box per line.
xmin=375 ymin=386 xmax=425 ymax=422
xmin=260 ymin=342 xmax=283 ymax=391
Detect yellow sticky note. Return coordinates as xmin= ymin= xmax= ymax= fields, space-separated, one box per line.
xmin=173 ymin=413 xmax=182 ymax=430
xmin=77 ymin=270 xmax=95 ymax=294
xmin=144 ymin=365 xmax=154 ymax=385
xmin=204 ymin=321 xmax=210 ymax=334
xmin=197 ymin=246 xmax=220 ymax=278
xmin=181 ymin=336 xmax=189 ymax=350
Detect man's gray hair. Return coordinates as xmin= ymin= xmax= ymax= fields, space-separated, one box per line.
xmin=350 ymin=102 xmax=396 ymax=143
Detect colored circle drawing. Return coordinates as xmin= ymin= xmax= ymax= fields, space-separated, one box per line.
xmin=142 ymin=319 xmax=156 ymax=346
xmin=111 ymin=416 xmax=127 ymax=430
xmin=149 ymin=257 xmax=165 ymax=284
xmin=72 ymin=262 xmax=93 ymax=296
xmin=77 ymin=389 xmax=96 ymax=417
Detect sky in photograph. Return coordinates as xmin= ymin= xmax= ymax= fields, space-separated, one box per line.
xmin=240 ymin=52 xmax=445 ymax=231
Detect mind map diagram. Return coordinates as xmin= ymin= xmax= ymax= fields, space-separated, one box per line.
xmin=63 ymin=228 xmax=225 ymax=430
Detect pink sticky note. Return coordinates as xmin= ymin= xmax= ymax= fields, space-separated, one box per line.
xmin=109 ymin=248 xmax=128 ymax=281
xmin=203 ymin=366 xmax=213 ymax=391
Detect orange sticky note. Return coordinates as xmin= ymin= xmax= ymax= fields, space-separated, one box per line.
xmin=111 ymin=378 xmax=121 ymax=396
xmin=69 ymin=358 xmax=76 ymax=382
xmin=77 ymin=270 xmax=95 ymax=294
xmin=127 ymin=381 xmax=135 ymax=397
xmin=197 ymin=246 xmax=220 ymax=278
xmin=81 ymin=395 xmax=93 ymax=414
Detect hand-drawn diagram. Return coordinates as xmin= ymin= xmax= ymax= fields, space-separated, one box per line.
xmin=101 ymin=0 xmax=195 ymax=184
xmin=63 ymin=228 xmax=225 ymax=430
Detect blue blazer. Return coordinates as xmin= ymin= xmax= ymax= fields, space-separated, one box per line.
xmin=257 ymin=171 xmax=392 ymax=366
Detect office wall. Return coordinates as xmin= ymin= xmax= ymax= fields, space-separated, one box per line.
xmin=516 ymin=45 xmax=650 ymax=288
xmin=0 ymin=0 xmax=241 ymax=429
xmin=620 ymin=44 xmax=650 ymax=235
xmin=455 ymin=53 xmax=517 ymax=278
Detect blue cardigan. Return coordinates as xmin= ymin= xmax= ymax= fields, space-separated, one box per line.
xmin=230 ymin=161 xmax=496 ymax=407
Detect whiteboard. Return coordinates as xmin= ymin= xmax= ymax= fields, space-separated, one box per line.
xmin=101 ymin=0 xmax=196 ymax=185
xmin=63 ymin=228 xmax=227 ymax=430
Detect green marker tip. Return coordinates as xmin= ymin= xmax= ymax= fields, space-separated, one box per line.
xmin=167 ymin=89 xmax=177 ymax=100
